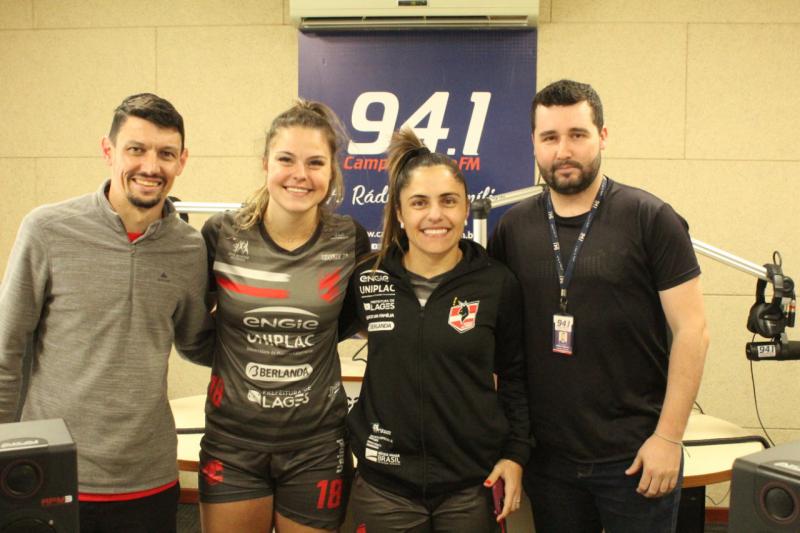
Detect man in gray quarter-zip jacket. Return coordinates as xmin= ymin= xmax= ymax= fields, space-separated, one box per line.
xmin=0 ymin=94 xmax=214 ymax=532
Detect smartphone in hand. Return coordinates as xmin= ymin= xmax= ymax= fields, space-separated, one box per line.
xmin=492 ymin=478 xmax=507 ymax=532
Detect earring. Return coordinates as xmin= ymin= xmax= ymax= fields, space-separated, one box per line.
xmin=400 ymin=221 xmax=405 ymax=229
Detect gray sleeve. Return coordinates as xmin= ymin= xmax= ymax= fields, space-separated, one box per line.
xmin=0 ymin=215 xmax=49 ymax=422
xmin=173 ymin=237 xmax=215 ymax=367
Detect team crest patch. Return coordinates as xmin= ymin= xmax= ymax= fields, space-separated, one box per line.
xmin=448 ymin=300 xmax=479 ymax=333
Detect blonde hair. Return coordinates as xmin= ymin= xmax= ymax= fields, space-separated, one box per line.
xmin=235 ymin=100 xmax=348 ymax=230
xmin=375 ymin=127 xmax=467 ymax=268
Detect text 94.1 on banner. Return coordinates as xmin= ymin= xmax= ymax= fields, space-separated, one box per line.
xmin=348 ymin=91 xmax=491 ymax=157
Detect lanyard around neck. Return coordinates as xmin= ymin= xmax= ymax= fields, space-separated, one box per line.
xmin=544 ymin=176 xmax=608 ymax=313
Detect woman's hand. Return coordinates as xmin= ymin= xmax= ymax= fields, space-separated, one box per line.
xmin=484 ymin=458 xmax=523 ymax=521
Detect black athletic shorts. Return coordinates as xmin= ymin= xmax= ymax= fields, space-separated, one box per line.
xmin=198 ymin=436 xmax=352 ymax=529
xmin=349 ymin=473 xmax=499 ymax=533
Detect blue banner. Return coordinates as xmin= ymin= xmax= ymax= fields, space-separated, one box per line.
xmin=299 ymin=30 xmax=537 ymax=248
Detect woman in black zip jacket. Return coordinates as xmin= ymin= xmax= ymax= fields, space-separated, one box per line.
xmin=343 ymin=128 xmax=531 ymax=532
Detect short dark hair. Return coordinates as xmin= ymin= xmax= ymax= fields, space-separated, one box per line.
xmin=108 ymin=93 xmax=185 ymax=149
xmin=531 ymin=79 xmax=604 ymax=133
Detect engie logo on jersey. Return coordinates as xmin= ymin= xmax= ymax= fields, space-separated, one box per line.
xmin=448 ymin=300 xmax=479 ymax=333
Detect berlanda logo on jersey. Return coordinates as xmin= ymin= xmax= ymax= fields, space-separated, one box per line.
xmin=448 ymin=298 xmax=479 ymax=333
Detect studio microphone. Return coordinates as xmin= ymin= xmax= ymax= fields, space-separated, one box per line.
xmin=746 ymin=340 xmax=800 ymax=361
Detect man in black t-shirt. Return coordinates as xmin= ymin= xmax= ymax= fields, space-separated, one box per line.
xmin=489 ymin=79 xmax=710 ymax=533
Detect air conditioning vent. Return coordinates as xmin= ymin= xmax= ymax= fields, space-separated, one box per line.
xmin=291 ymin=1 xmax=538 ymax=30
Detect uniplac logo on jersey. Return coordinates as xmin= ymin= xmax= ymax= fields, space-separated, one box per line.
xmin=359 ymin=281 xmax=396 ymax=297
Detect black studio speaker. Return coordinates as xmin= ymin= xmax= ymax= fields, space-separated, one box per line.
xmin=730 ymin=440 xmax=800 ymax=532
xmin=0 ymin=419 xmax=78 ymax=533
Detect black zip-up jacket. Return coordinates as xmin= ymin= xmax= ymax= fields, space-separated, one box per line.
xmin=344 ymin=239 xmax=530 ymax=499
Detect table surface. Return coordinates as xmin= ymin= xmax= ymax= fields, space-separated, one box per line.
xmin=680 ymin=413 xmax=766 ymax=487
xmin=172 ymin=359 xmax=766 ymax=490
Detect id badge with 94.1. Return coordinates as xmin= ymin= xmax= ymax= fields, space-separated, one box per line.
xmin=553 ymin=313 xmax=574 ymax=355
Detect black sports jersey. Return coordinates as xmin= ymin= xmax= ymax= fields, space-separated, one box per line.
xmin=202 ymin=211 xmax=369 ymax=451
